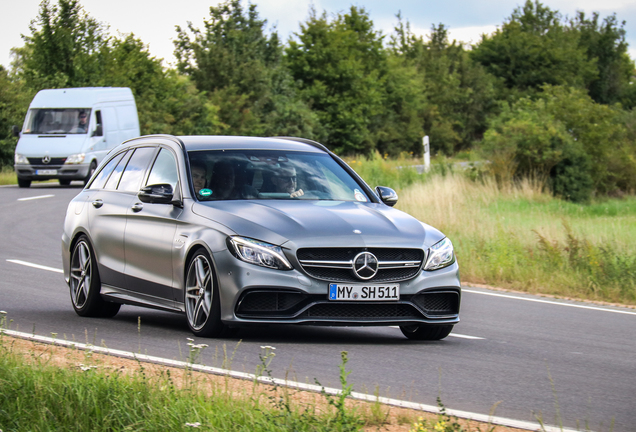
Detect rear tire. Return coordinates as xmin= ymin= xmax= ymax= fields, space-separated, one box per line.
xmin=18 ymin=178 xmax=31 ymax=188
xmin=69 ymin=235 xmax=120 ymax=318
xmin=184 ymin=248 xmax=232 ymax=338
xmin=400 ymin=324 xmax=453 ymax=341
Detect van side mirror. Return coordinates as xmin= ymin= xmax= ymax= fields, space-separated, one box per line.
xmin=375 ymin=186 xmax=398 ymax=207
xmin=11 ymin=125 xmax=20 ymax=138
xmin=91 ymin=124 xmax=103 ymax=137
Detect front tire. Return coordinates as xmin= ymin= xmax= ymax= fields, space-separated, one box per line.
xmin=184 ymin=248 xmax=231 ymax=337
xmin=69 ymin=235 xmax=120 ymax=318
xmin=400 ymin=324 xmax=453 ymax=341
xmin=18 ymin=178 xmax=31 ymax=188
xmin=84 ymin=161 xmax=97 ymax=186
xmin=59 ymin=179 xmax=71 ymax=186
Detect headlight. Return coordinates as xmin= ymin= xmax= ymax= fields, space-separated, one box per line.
xmin=15 ymin=153 xmax=28 ymax=164
xmin=65 ymin=153 xmax=85 ymax=164
xmin=424 ymin=237 xmax=455 ymax=271
xmin=229 ymin=236 xmax=292 ymax=270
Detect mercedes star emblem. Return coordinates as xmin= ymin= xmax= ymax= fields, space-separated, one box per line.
xmin=352 ymin=252 xmax=379 ymax=280
xmin=42 ymin=155 xmax=51 ymax=164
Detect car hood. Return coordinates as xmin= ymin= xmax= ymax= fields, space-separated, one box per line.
xmin=192 ymin=200 xmax=444 ymax=250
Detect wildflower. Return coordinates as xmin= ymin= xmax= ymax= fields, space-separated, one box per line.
xmin=185 ymin=422 xmax=201 ymax=428
xmin=434 ymin=420 xmax=447 ymax=432
xmin=78 ymin=363 xmax=97 ymax=371
xmin=188 ymin=343 xmax=209 ymax=350
xmin=0 ymin=311 xmax=6 ymax=314
xmin=260 ymin=345 xmax=276 ymax=350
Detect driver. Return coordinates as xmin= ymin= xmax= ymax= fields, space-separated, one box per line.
xmin=272 ymin=165 xmax=304 ymax=198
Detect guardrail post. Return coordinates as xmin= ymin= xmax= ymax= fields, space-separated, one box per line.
xmin=423 ymin=136 xmax=430 ymax=172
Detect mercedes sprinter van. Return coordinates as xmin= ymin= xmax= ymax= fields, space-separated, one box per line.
xmin=14 ymin=87 xmax=140 ymax=187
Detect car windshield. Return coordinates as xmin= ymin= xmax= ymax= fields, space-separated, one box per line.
xmin=188 ymin=150 xmax=370 ymax=202
xmin=22 ymin=108 xmax=91 ymax=134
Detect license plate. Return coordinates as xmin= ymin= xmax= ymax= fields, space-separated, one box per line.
xmin=328 ymin=283 xmax=399 ymax=301
xmin=36 ymin=169 xmax=57 ymax=175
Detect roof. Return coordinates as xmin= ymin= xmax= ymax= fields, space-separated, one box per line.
xmin=30 ymin=87 xmax=135 ymax=108
xmin=178 ymin=135 xmax=328 ymax=153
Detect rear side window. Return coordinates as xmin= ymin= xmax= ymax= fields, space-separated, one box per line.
xmin=146 ymin=148 xmax=179 ymax=190
xmin=88 ymin=151 xmax=126 ymax=189
xmin=117 ymin=147 xmax=156 ymax=192
xmin=103 ymin=151 xmax=132 ymax=190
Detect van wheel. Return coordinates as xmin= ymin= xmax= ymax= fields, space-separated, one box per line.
xmin=59 ymin=179 xmax=71 ymax=186
xmin=18 ymin=179 xmax=31 ymax=188
xmin=84 ymin=161 xmax=97 ymax=186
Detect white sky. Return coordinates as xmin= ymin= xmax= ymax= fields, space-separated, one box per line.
xmin=1 ymin=0 xmax=636 ymax=69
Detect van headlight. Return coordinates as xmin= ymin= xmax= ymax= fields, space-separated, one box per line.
xmin=15 ymin=154 xmax=28 ymax=164
xmin=424 ymin=238 xmax=456 ymax=271
xmin=65 ymin=153 xmax=85 ymax=164
xmin=229 ymin=236 xmax=292 ymax=270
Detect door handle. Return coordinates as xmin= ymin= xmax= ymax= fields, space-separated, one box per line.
xmin=92 ymin=199 xmax=103 ymax=208
xmin=131 ymin=203 xmax=143 ymax=212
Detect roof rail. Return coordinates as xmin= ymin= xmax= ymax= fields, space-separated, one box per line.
xmin=272 ymin=136 xmax=330 ymax=153
xmin=120 ymin=134 xmax=186 ymax=152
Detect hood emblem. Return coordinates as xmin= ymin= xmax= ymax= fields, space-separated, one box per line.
xmin=42 ymin=155 xmax=51 ymax=164
xmin=352 ymin=252 xmax=378 ymax=280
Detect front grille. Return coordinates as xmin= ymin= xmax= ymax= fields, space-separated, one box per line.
xmin=28 ymin=157 xmax=67 ymax=166
xmin=297 ymin=248 xmax=424 ymax=282
xmin=411 ymin=292 xmax=459 ymax=316
xmin=301 ymin=303 xmax=421 ymax=319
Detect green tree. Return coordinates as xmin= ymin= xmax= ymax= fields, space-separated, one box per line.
xmin=0 ymin=67 xmax=34 ymax=167
xmin=15 ymin=0 xmax=109 ymax=90
xmin=481 ymin=85 xmax=636 ymax=201
xmin=572 ymin=11 xmax=636 ymax=107
xmin=388 ymin=20 xmax=497 ymax=155
xmin=286 ymin=6 xmax=386 ymax=154
xmin=472 ymin=0 xmax=596 ymax=97
xmin=174 ymin=0 xmax=318 ymax=138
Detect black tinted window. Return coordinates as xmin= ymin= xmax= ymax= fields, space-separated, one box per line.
xmin=89 ymin=151 xmax=126 ymax=190
xmin=103 ymin=150 xmax=132 ymax=190
xmin=117 ymin=147 xmax=156 ymax=192
xmin=146 ymin=148 xmax=178 ymax=190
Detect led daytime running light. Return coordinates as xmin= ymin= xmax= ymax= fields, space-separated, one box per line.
xmin=230 ymin=237 xmax=292 ymax=270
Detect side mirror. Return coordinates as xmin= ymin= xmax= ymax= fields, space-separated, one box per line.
xmin=138 ymin=184 xmax=174 ymax=204
xmin=11 ymin=125 xmax=20 ymax=138
xmin=375 ymin=186 xmax=398 ymax=207
xmin=91 ymin=124 xmax=103 ymax=137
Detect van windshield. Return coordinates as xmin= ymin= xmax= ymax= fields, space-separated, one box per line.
xmin=23 ymin=108 xmax=92 ymax=135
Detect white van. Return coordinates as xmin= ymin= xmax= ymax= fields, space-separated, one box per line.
xmin=13 ymin=87 xmax=140 ymax=188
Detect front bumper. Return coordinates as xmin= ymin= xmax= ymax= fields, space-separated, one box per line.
xmin=15 ymin=163 xmax=91 ymax=181
xmin=212 ymin=248 xmax=461 ymax=327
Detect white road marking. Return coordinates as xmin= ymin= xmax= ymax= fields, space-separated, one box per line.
xmin=0 ymin=328 xmax=577 ymax=432
xmin=17 ymin=194 xmax=55 ymax=201
xmin=6 ymin=259 xmax=63 ymax=274
xmin=389 ymin=326 xmax=484 ymax=339
xmin=463 ymin=288 xmax=636 ymax=316
xmin=448 ymin=333 xmax=484 ymax=340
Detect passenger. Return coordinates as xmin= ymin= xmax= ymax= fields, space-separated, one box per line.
xmin=210 ymin=160 xmax=258 ymax=200
xmin=272 ymin=165 xmax=304 ymax=198
xmin=190 ymin=161 xmax=208 ymax=195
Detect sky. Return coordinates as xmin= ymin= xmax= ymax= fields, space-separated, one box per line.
xmin=2 ymin=0 xmax=636 ymax=69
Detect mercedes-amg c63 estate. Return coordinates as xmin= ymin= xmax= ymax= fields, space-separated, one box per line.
xmin=62 ymin=135 xmax=460 ymax=340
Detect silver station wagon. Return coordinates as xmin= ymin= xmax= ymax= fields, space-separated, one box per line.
xmin=62 ymin=135 xmax=461 ymax=340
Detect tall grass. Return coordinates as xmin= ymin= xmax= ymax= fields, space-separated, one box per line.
xmin=350 ymin=156 xmax=636 ymax=304
xmin=0 ymin=166 xmax=16 ymax=185
xmin=0 ymin=340 xmax=364 ymax=431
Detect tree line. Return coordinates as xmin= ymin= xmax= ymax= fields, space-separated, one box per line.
xmin=1 ymin=0 xmax=635 ymax=201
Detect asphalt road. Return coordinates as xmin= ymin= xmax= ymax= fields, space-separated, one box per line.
xmin=1 ymin=183 xmax=634 ymax=431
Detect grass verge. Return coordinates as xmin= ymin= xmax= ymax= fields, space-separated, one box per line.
xmin=0 ymin=333 xmax=524 ymax=432
xmin=349 ymin=155 xmax=636 ymax=305
xmin=0 ymin=167 xmax=16 ymax=185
